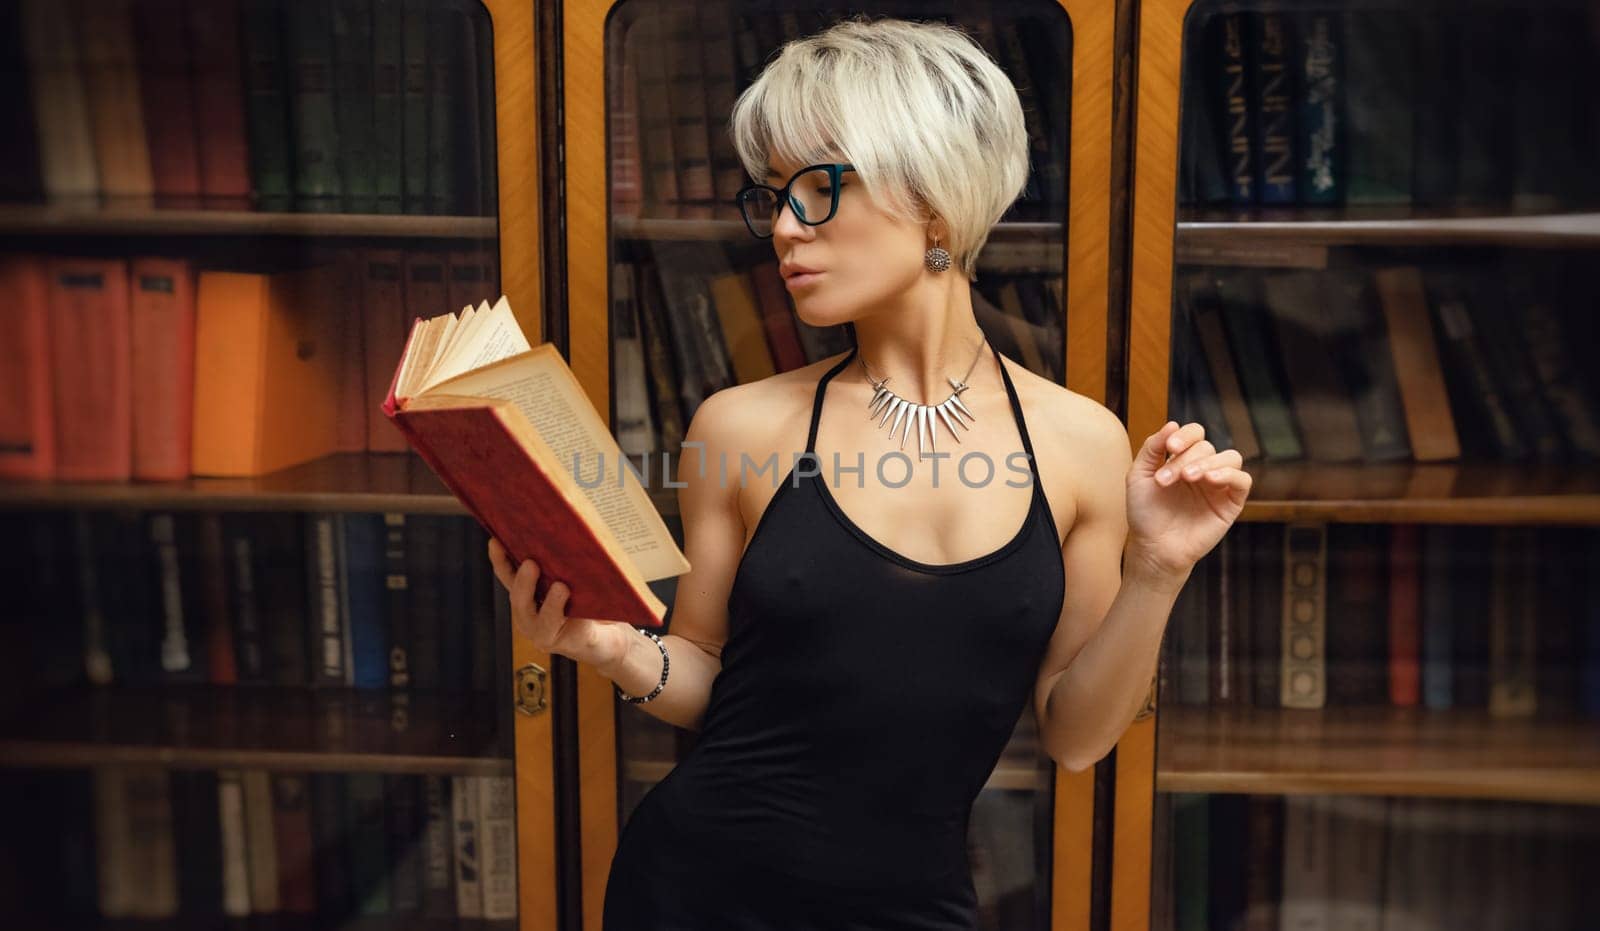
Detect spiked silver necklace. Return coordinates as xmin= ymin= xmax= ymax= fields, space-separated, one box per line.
xmin=860 ymin=335 xmax=987 ymax=458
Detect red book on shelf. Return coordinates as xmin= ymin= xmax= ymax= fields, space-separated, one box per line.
xmin=0 ymin=256 xmax=54 ymax=480
xmin=381 ymin=296 xmax=687 ymax=628
xmin=46 ymin=257 xmax=133 ymax=481
xmin=129 ymin=257 xmax=196 ymax=481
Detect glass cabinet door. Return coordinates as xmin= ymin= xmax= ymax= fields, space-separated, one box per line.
xmin=0 ymin=0 xmax=546 ymax=927
xmin=1132 ymin=0 xmax=1600 ymax=927
xmin=560 ymin=0 xmax=1113 ymax=926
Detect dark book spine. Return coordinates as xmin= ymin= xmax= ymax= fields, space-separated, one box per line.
xmin=371 ymin=0 xmax=404 ymax=213
xmin=309 ymin=773 xmax=353 ymax=920
xmin=286 ymin=0 xmax=342 ymax=212
xmin=344 ymin=512 xmax=389 ymax=689
xmin=400 ymin=0 xmax=430 ymax=214
xmin=241 ymin=0 xmax=294 ymax=211
xmin=169 ymin=769 xmax=223 ymax=916
xmin=468 ymin=520 xmax=498 ymax=693
xmin=438 ymin=515 xmax=472 ymax=691
xmin=332 ymin=0 xmax=377 ymax=212
xmin=406 ymin=514 xmax=443 ymax=691
xmin=424 ymin=2 xmax=460 ymax=215
xmin=1246 ymin=13 xmax=1296 ymax=205
xmin=1292 ymin=11 xmax=1342 ymax=205
xmin=150 ymin=511 xmax=209 ymax=683
xmin=223 ymin=515 xmax=268 ymax=683
xmin=385 ymin=512 xmax=414 ymax=730
xmin=307 ymin=512 xmax=352 ymax=687
xmin=346 ymin=772 xmax=391 ymax=914
xmin=385 ymin=773 xmax=424 ymax=914
xmin=421 ymin=774 xmax=455 ymax=916
xmin=1217 ymin=13 xmax=1257 ymax=204
xmin=260 ymin=512 xmax=311 ymax=686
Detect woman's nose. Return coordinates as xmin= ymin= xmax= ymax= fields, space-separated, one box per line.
xmin=771 ymin=196 xmax=814 ymax=244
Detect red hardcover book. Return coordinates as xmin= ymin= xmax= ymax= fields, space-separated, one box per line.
xmin=381 ymin=297 xmax=687 ymax=628
xmin=0 ymin=256 xmax=54 ymax=479
xmin=46 ymin=257 xmax=132 ymax=481
xmin=129 ymin=257 xmax=196 ymax=480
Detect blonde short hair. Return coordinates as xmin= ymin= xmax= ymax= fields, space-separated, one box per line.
xmin=729 ymin=15 xmax=1029 ymax=280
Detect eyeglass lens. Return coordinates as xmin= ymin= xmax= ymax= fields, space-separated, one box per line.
xmin=739 ymin=166 xmax=839 ymax=237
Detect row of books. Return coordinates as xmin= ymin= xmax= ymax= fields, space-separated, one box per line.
xmin=611 ymin=246 xmax=1064 ymax=461
xmin=1163 ymin=522 xmax=1600 ymax=715
xmin=5 ymin=0 xmax=495 ymax=215
xmin=1173 ymin=254 xmax=1600 ymax=465
xmin=610 ymin=3 xmax=1071 ymax=220
xmin=1 ymin=766 xmax=517 ymax=923
xmin=4 ymin=508 xmax=500 ymax=695
xmin=0 ymin=246 xmax=499 ymax=483
xmin=1154 ymin=793 xmax=1599 ymax=931
xmin=1179 ymin=7 xmax=1599 ymax=209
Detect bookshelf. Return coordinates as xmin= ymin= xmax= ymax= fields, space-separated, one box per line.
xmin=0 ymin=204 xmax=498 ymax=239
xmin=1134 ymin=0 xmax=1600 ymax=928
xmin=0 ymin=0 xmax=549 ymax=925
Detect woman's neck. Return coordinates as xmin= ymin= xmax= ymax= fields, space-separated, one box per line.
xmin=849 ymin=277 xmax=988 ymax=403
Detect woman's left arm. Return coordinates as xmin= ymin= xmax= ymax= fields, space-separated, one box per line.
xmin=1035 ymin=419 xmax=1251 ymax=772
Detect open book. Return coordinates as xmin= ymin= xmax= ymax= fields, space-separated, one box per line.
xmin=382 ymin=296 xmax=688 ymax=628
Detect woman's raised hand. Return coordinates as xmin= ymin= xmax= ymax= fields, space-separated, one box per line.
xmin=487 ymin=536 xmax=637 ymax=671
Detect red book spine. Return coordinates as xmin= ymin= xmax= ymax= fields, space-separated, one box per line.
xmin=47 ymin=257 xmax=132 ymax=481
xmin=129 ymin=257 xmax=196 ymax=480
xmin=133 ymin=0 xmax=203 ymax=207
xmin=185 ymin=0 xmax=252 ymax=207
xmin=1388 ymin=522 xmax=1421 ymax=707
xmin=0 ymin=256 xmax=54 ymax=479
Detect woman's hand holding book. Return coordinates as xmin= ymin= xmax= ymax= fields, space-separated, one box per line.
xmin=487 ymin=535 xmax=637 ymax=672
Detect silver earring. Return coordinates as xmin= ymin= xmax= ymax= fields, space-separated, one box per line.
xmin=924 ymin=237 xmax=951 ymax=273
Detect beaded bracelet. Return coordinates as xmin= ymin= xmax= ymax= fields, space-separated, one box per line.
xmin=615 ymin=627 xmax=669 ymax=704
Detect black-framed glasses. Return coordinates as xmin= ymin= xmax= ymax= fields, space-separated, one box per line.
xmin=734 ymin=163 xmax=856 ymax=239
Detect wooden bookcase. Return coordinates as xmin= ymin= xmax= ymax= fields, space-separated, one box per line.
xmin=7 ymin=0 xmax=1598 ymax=929
xmin=1131 ymin=1 xmax=1600 ymax=928
xmin=0 ymin=0 xmax=558 ymax=926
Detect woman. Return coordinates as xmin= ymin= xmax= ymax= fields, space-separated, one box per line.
xmin=487 ymin=15 xmax=1250 ymax=930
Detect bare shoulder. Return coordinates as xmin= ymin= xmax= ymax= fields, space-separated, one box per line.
xmin=999 ymin=355 xmax=1131 ymax=534
xmin=1002 ymin=356 xmax=1129 ymax=458
xmin=680 ymin=351 xmax=853 ymax=516
xmin=685 ymin=351 xmax=849 ymax=453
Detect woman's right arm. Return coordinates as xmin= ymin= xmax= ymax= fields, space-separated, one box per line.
xmin=490 ymin=388 xmax=751 ymax=732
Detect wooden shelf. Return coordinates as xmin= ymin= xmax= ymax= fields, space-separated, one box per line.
xmin=0 ymin=203 xmax=497 ymax=239
xmin=0 ymin=686 xmax=510 ymax=775
xmin=1236 ymin=460 xmax=1600 ymax=525
xmin=0 ymin=452 xmax=467 ymax=514
xmin=1155 ymin=705 xmax=1600 ymax=804
xmin=1176 ymin=207 xmax=1600 ymax=248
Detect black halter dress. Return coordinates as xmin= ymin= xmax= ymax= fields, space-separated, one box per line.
xmin=603 ymin=344 xmax=1065 ymax=930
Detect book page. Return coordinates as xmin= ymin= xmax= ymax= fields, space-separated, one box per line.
xmin=422 ymin=296 xmax=532 ymax=395
xmin=421 ymin=300 xmax=482 ymax=387
xmin=427 ymin=345 xmax=688 ymax=581
xmin=397 ymin=314 xmax=454 ymax=400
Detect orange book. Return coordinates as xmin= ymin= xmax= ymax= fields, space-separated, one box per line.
xmin=129 ymin=257 xmax=196 ymax=480
xmin=191 ymin=265 xmax=342 ymax=477
xmin=0 ymin=257 xmax=54 ymax=480
xmin=383 ymin=296 xmax=687 ymax=628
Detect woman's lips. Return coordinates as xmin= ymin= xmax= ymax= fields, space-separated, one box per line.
xmin=784 ymin=271 xmax=824 ymax=289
